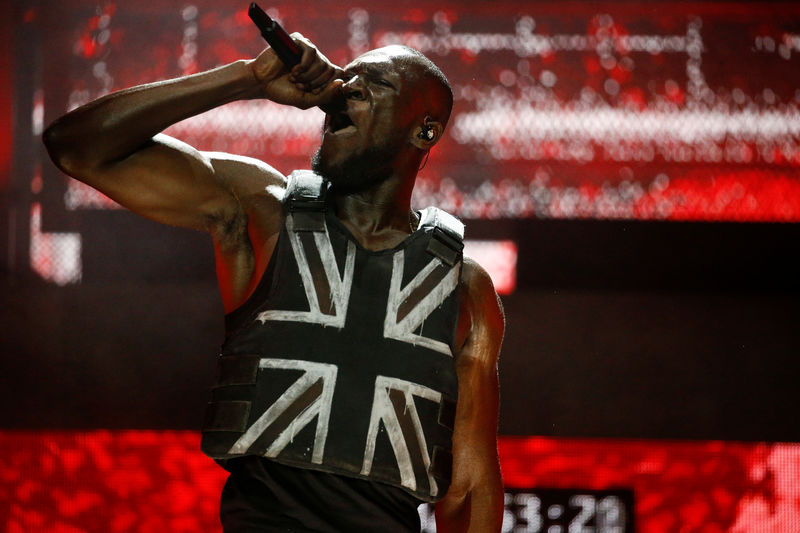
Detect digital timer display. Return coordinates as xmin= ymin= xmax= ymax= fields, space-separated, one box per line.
xmin=419 ymin=488 xmax=633 ymax=533
xmin=502 ymin=489 xmax=632 ymax=533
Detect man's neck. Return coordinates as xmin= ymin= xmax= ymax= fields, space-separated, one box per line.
xmin=331 ymin=174 xmax=418 ymax=249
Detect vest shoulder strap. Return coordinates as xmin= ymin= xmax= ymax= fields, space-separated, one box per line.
xmin=285 ymin=170 xmax=328 ymax=210
xmin=418 ymin=207 xmax=465 ymax=266
xmin=285 ymin=170 xmax=328 ymax=232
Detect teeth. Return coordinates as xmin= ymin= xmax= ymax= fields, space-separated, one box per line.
xmin=332 ymin=125 xmax=357 ymax=135
xmin=328 ymin=111 xmax=354 ymax=133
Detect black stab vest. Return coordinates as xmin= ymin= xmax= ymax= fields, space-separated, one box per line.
xmin=201 ymin=170 xmax=464 ymax=502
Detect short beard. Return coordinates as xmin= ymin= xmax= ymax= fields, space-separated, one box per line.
xmin=311 ymin=144 xmax=395 ymax=194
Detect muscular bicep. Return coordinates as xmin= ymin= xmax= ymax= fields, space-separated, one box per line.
xmin=75 ymin=134 xmax=282 ymax=232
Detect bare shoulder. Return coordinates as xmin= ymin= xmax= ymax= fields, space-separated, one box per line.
xmin=456 ymin=256 xmax=505 ymax=363
xmin=461 ymin=256 xmax=496 ymax=296
xmin=205 ymin=151 xmax=287 ymax=202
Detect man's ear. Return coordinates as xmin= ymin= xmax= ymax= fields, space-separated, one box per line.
xmin=410 ymin=119 xmax=444 ymax=150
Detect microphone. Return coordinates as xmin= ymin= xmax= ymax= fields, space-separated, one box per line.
xmin=248 ymin=2 xmax=343 ymax=114
xmin=248 ymin=3 xmax=302 ymax=68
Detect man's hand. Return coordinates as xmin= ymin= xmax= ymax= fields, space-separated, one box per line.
xmin=248 ymin=33 xmax=344 ymax=109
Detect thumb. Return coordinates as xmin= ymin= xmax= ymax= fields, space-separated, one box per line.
xmin=316 ymin=79 xmax=345 ymax=108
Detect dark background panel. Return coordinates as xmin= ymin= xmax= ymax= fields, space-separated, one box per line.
xmin=499 ymin=288 xmax=798 ymax=441
xmin=2 ymin=219 xmax=798 ymax=442
xmin=469 ymin=218 xmax=800 ymax=291
xmin=0 ymin=281 xmax=222 ymax=429
xmin=78 ymin=211 xmax=216 ymax=282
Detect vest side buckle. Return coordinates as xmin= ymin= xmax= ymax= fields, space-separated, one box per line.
xmin=426 ymin=226 xmax=463 ymax=266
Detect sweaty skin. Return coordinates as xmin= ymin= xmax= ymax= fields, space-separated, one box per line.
xmin=43 ymin=35 xmax=504 ymax=532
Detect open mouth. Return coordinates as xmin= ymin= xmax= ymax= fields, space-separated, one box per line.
xmin=327 ymin=111 xmax=357 ymax=135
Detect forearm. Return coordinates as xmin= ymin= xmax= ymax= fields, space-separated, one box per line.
xmin=465 ymin=470 xmax=504 ymax=532
xmin=43 ymin=60 xmax=257 ymax=174
xmin=436 ymin=466 xmax=503 ymax=532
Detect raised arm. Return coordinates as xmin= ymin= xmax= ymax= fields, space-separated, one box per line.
xmin=42 ymin=35 xmax=342 ymax=231
xmin=42 ymin=35 xmax=343 ymax=311
xmin=436 ymin=258 xmax=505 ymax=532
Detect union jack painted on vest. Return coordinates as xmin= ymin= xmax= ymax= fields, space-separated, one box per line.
xmin=202 ymin=170 xmax=463 ymax=502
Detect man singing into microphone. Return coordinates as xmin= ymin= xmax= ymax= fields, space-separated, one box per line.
xmin=44 ymin=29 xmax=504 ymax=532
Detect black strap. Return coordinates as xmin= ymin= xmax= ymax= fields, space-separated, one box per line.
xmin=285 ymin=170 xmax=328 ymax=232
xmin=215 ymin=355 xmax=261 ymax=387
xmin=430 ymin=445 xmax=453 ymax=482
xmin=437 ymin=396 xmax=457 ymax=430
xmin=203 ymin=401 xmax=251 ymax=432
xmin=285 ymin=170 xmax=328 ymax=212
xmin=419 ymin=207 xmax=465 ymax=266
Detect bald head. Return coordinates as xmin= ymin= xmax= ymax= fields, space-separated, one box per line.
xmin=361 ymin=45 xmax=453 ymax=130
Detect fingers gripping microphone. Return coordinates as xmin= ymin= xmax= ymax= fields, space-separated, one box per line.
xmin=248 ymin=2 xmax=341 ymax=115
xmin=248 ymin=3 xmax=302 ymax=67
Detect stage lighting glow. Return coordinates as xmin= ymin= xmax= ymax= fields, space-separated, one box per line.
xmin=463 ymin=239 xmax=518 ymax=295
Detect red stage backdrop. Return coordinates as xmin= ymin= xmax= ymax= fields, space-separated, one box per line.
xmin=1 ymin=431 xmax=799 ymax=532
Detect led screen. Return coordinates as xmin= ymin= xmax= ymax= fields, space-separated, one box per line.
xmin=14 ymin=1 xmax=799 ymax=284
xmin=30 ymin=1 xmax=800 ymax=224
